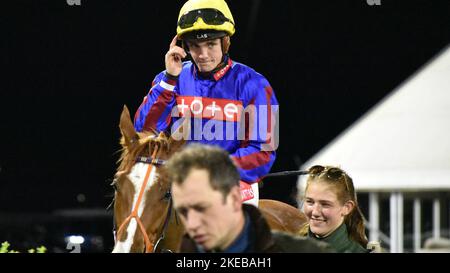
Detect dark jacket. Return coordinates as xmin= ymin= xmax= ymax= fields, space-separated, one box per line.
xmin=308 ymin=223 xmax=368 ymax=253
xmin=180 ymin=204 xmax=332 ymax=253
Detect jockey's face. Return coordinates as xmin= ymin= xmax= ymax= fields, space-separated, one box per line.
xmin=172 ymin=168 xmax=244 ymax=251
xmin=303 ymin=181 xmax=353 ymax=238
xmin=186 ymin=38 xmax=223 ymax=73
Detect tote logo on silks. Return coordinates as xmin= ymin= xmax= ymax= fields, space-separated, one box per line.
xmin=170 ymin=96 xmax=279 ymax=152
xmin=174 ymin=96 xmax=243 ymax=122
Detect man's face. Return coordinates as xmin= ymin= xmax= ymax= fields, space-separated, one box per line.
xmin=186 ymin=38 xmax=223 ymax=73
xmin=172 ymin=168 xmax=242 ymax=251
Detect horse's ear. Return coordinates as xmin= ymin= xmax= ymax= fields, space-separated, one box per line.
xmin=119 ymin=105 xmax=138 ymax=145
xmin=169 ymin=131 xmax=186 ymax=154
xmin=167 ymin=118 xmax=188 ymax=153
xmin=168 ymin=134 xmax=186 ymax=154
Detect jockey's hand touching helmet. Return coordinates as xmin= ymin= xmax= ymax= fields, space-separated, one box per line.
xmin=165 ymin=35 xmax=187 ymax=77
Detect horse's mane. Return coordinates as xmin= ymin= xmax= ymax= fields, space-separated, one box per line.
xmin=117 ymin=129 xmax=170 ymax=173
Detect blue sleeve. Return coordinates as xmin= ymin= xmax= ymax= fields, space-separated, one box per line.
xmin=134 ymin=72 xmax=178 ymax=133
xmin=230 ymin=76 xmax=279 ymax=183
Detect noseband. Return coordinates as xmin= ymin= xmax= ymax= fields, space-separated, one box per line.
xmin=115 ymin=144 xmax=173 ymax=253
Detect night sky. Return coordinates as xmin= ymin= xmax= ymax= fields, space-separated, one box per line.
xmin=2 ymin=0 xmax=450 ymax=213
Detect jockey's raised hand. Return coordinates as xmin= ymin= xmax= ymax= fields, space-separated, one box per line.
xmin=165 ymin=35 xmax=187 ymax=77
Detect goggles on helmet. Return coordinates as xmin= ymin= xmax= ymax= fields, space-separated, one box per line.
xmin=178 ymin=8 xmax=234 ymax=29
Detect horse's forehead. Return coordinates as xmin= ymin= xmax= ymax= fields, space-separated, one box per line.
xmin=128 ymin=163 xmax=159 ymax=188
xmin=141 ymin=133 xmax=171 ymax=147
xmin=139 ymin=131 xmax=169 ymax=142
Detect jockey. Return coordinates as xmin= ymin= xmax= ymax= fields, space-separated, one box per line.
xmin=133 ymin=0 xmax=279 ymax=207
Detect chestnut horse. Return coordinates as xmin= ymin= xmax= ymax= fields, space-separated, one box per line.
xmin=112 ymin=106 xmax=306 ymax=253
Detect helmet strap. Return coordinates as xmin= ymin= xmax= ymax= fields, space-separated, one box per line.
xmin=181 ymin=40 xmax=189 ymax=53
xmin=181 ymin=40 xmax=192 ymax=60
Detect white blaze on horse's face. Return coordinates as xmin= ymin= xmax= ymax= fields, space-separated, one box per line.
xmin=112 ymin=162 xmax=157 ymax=253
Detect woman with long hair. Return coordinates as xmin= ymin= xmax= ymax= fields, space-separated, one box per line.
xmin=299 ymin=165 xmax=368 ymax=253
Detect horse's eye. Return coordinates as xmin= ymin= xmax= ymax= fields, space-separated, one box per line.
xmin=163 ymin=191 xmax=171 ymax=201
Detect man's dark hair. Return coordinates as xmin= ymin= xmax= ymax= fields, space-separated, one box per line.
xmin=165 ymin=144 xmax=240 ymax=198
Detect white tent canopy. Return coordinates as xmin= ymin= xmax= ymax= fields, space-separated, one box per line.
xmin=298 ymin=45 xmax=450 ymax=192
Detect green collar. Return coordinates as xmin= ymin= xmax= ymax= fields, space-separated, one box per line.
xmin=309 ymin=223 xmax=367 ymax=253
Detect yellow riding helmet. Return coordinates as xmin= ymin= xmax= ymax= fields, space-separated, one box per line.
xmin=176 ymin=0 xmax=235 ymax=39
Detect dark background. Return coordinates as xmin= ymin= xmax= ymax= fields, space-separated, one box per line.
xmin=1 ymin=0 xmax=450 ymax=251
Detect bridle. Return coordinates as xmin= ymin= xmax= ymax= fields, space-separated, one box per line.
xmin=114 ymin=143 xmax=175 ymax=253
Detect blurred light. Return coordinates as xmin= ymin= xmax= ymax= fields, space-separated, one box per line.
xmin=68 ymin=235 xmax=85 ymax=244
xmin=76 ymin=194 xmax=86 ymax=203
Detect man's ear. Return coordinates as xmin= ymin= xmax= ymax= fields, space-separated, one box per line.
xmin=119 ymin=105 xmax=138 ymax=146
xmin=229 ymin=186 xmax=242 ymax=212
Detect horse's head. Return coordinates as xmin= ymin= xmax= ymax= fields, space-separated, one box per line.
xmin=112 ymin=106 xmax=185 ymax=253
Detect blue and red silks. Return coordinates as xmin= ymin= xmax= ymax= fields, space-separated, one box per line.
xmin=134 ymin=58 xmax=279 ymax=184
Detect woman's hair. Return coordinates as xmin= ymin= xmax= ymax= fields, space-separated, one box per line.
xmin=299 ymin=165 xmax=368 ymax=247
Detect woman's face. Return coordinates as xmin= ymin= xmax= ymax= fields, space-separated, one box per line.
xmin=303 ymin=181 xmax=353 ymax=237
